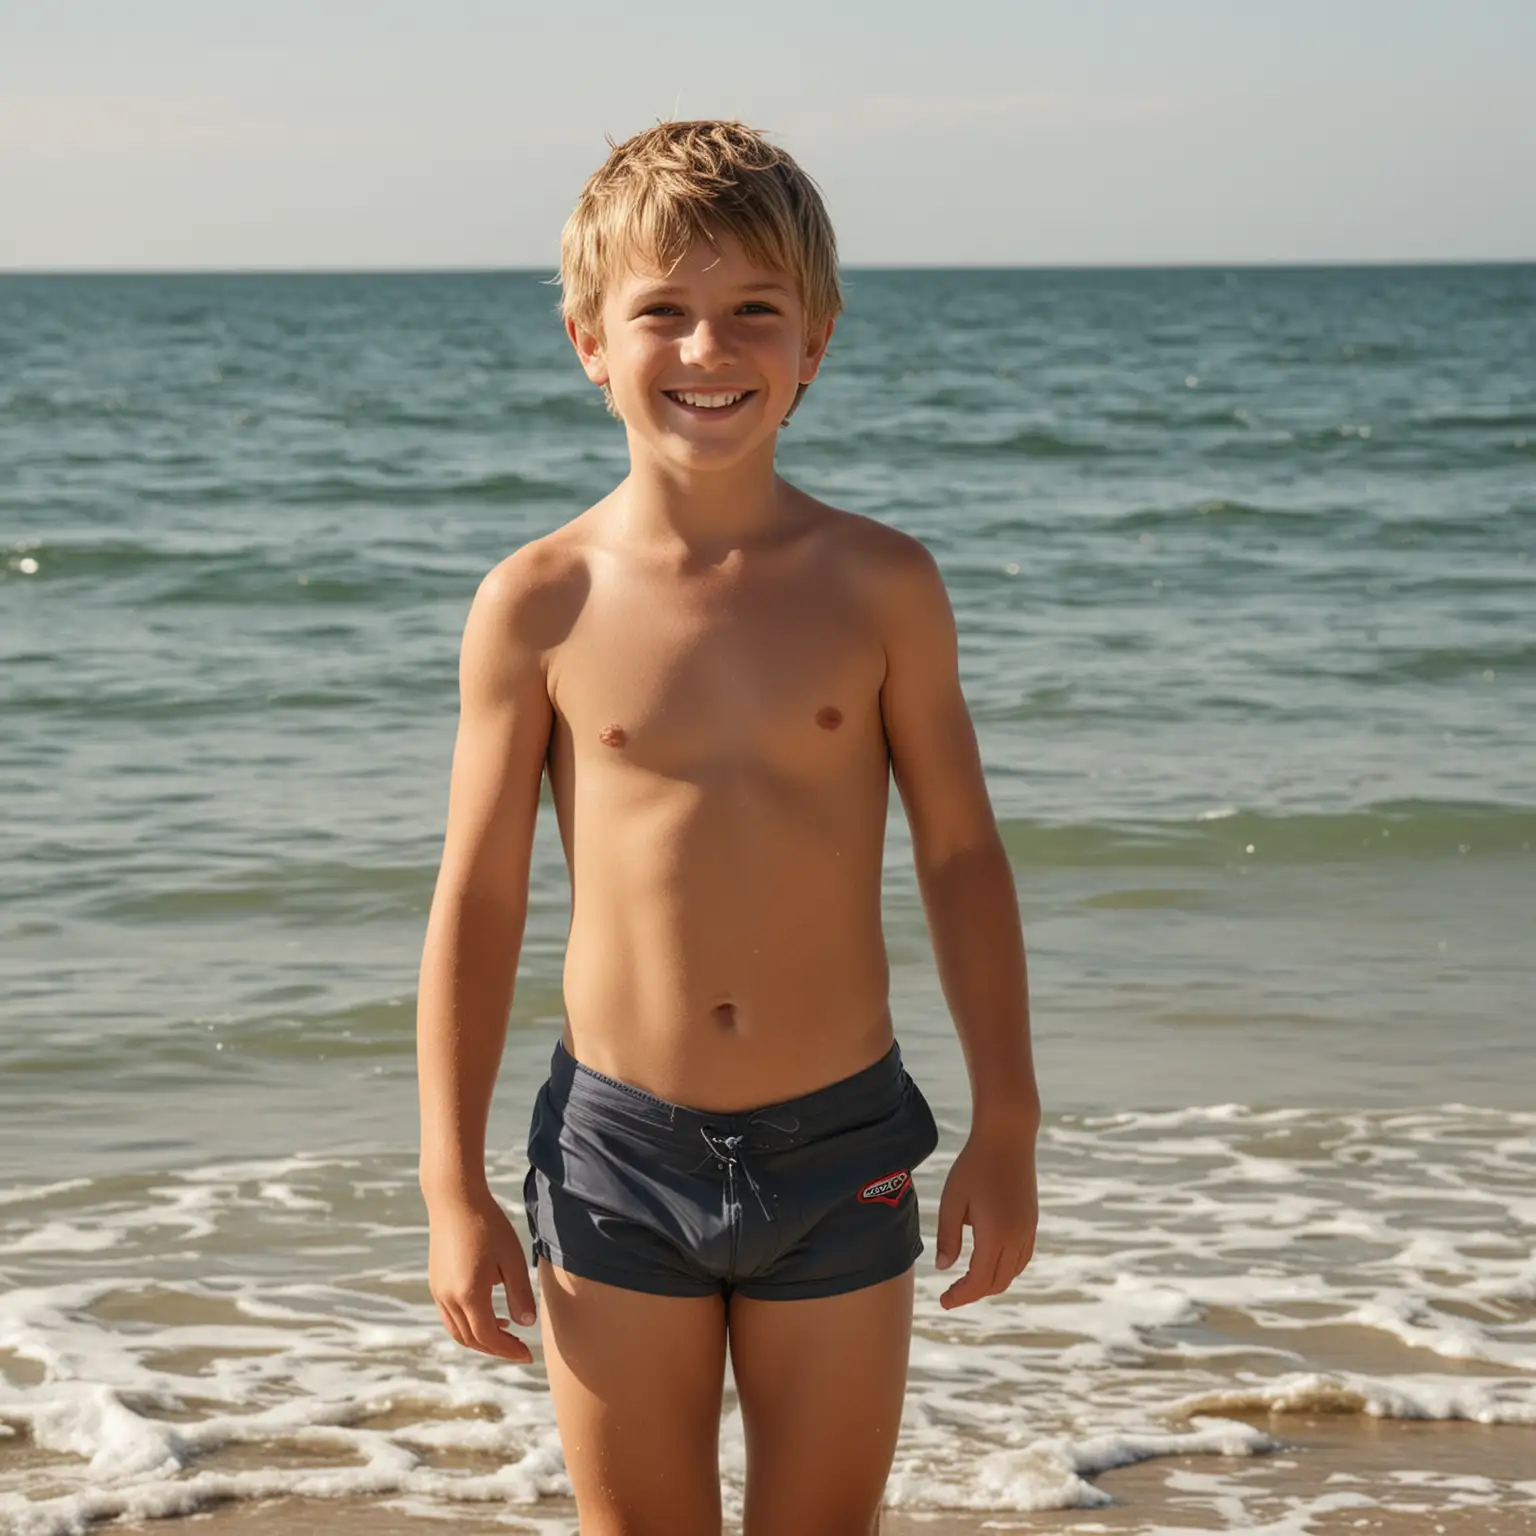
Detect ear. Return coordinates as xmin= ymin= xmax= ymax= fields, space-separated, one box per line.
xmin=566 ymin=315 xmax=608 ymax=387
xmin=799 ymin=317 xmax=835 ymax=386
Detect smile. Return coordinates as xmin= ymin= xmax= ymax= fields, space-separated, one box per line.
xmin=663 ymin=389 xmax=756 ymax=413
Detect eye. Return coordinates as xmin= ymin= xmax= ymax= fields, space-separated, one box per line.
xmin=638 ymin=304 xmax=681 ymax=317
xmin=740 ymin=302 xmax=778 ymax=315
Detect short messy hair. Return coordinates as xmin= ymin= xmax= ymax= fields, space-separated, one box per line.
xmin=559 ymin=119 xmax=842 ymax=419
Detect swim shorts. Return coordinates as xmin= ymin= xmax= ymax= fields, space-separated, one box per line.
xmin=523 ymin=1037 xmax=940 ymax=1300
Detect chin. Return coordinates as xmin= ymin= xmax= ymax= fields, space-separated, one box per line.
xmin=664 ymin=441 xmax=761 ymax=473
xmin=650 ymin=424 xmax=772 ymax=469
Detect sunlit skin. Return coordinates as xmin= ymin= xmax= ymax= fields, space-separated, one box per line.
xmin=417 ymin=230 xmax=1040 ymax=1534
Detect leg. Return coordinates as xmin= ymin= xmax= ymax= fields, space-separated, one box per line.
xmin=538 ymin=1258 xmax=728 ymax=1536
xmin=728 ymin=1266 xmax=915 ymax=1536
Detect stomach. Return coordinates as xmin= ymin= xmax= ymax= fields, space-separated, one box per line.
xmin=555 ymin=776 xmax=896 ymax=1110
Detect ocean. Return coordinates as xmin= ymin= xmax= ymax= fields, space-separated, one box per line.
xmin=1 ymin=265 xmax=1533 ymax=1533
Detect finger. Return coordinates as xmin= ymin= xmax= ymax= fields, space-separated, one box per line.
xmin=436 ymin=1300 xmax=466 ymax=1347
xmin=935 ymin=1183 xmax=967 ymax=1272
xmin=1014 ymin=1231 xmax=1037 ymax=1275
xmin=940 ymin=1236 xmax=1005 ymax=1310
xmin=439 ymin=1297 xmax=471 ymax=1349
xmin=996 ymin=1241 xmax=1029 ymax=1292
xmin=443 ymin=1286 xmax=524 ymax=1361
xmin=499 ymin=1257 xmax=537 ymax=1328
xmin=462 ymin=1295 xmax=533 ymax=1363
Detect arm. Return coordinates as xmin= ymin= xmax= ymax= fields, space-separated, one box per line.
xmin=876 ymin=533 xmax=1040 ymax=1309
xmin=416 ymin=551 xmax=557 ymax=1359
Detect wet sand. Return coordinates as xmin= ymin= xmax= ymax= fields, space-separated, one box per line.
xmin=31 ymin=1416 xmax=1520 ymax=1535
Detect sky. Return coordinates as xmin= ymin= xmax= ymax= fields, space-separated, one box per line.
xmin=1 ymin=0 xmax=1533 ymax=269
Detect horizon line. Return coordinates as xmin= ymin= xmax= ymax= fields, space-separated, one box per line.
xmin=1 ymin=256 xmax=1533 ymax=278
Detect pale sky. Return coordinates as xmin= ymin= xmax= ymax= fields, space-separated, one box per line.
xmin=2 ymin=0 xmax=1532 ymax=269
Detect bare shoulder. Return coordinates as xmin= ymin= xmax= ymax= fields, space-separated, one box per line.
xmin=809 ymin=501 xmax=952 ymax=632
xmin=465 ymin=519 xmax=595 ymax=669
xmin=835 ymin=507 xmax=940 ymax=574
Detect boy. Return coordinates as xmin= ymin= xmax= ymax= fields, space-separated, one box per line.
xmin=417 ymin=120 xmax=1040 ymax=1536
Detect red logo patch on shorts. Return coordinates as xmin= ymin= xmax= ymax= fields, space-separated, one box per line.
xmin=857 ymin=1169 xmax=912 ymax=1206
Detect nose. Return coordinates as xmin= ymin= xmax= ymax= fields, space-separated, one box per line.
xmin=678 ymin=316 xmax=735 ymax=369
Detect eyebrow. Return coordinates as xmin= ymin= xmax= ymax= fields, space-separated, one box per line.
xmin=630 ymin=280 xmax=793 ymax=298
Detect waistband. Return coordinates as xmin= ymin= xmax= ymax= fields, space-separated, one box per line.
xmin=547 ymin=1036 xmax=908 ymax=1147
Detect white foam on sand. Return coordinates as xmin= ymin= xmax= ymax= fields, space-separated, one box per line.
xmin=2 ymin=1106 xmax=1535 ymax=1531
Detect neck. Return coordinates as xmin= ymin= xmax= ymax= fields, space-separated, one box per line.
xmin=614 ymin=433 xmax=786 ymax=555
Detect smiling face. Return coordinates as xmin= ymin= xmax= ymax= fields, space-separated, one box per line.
xmin=567 ymin=233 xmax=834 ymax=473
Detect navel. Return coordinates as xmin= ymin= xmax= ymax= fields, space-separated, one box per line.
xmin=816 ymin=705 xmax=844 ymax=731
xmin=598 ymin=724 xmax=628 ymax=748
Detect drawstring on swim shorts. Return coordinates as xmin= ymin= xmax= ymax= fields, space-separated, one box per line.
xmin=695 ymin=1126 xmax=779 ymax=1224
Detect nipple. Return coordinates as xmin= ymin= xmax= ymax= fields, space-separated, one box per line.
xmin=598 ymin=724 xmax=628 ymax=748
xmin=815 ymin=706 xmax=843 ymax=731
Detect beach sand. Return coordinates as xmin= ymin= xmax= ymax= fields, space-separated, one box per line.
xmin=41 ymin=1416 xmax=1524 ymax=1535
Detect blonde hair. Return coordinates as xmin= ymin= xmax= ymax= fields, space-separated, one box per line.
xmin=559 ymin=120 xmax=842 ymax=419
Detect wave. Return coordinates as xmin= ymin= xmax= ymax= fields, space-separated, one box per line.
xmin=141 ymin=467 xmax=571 ymax=509
xmin=1175 ymin=1371 xmax=1536 ymax=1425
xmin=0 ymin=389 xmax=162 ymax=423
xmin=1100 ymin=405 xmax=1264 ymax=429
xmin=80 ymin=858 xmax=436 ymax=926
xmin=954 ymin=426 xmax=1113 ymax=459
xmin=1408 ymin=408 xmax=1536 ymax=433
xmin=843 ymin=423 xmax=1115 ymax=460
xmin=996 ymin=800 xmax=1536 ymax=867
xmin=1356 ymin=640 xmax=1536 ymax=684
xmin=0 ymin=538 xmax=484 ymax=605
xmin=1258 ymin=637 xmax=1536 ymax=685
xmin=1208 ymin=423 xmax=1536 ymax=464
xmin=4 ymin=1092 xmax=1534 ymax=1532
xmin=1112 ymin=498 xmax=1335 ymax=531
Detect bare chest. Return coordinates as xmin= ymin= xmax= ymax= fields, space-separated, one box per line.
xmin=551 ymin=572 xmax=885 ymax=774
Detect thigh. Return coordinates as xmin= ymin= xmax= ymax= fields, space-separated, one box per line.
xmin=538 ymin=1258 xmax=728 ymax=1536
xmin=728 ymin=1266 xmax=915 ymax=1536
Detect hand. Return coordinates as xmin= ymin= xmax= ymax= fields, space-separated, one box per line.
xmin=425 ymin=1186 xmax=539 ymax=1362
xmin=934 ymin=1121 xmax=1038 ymax=1309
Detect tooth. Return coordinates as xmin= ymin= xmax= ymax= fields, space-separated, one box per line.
xmin=674 ymin=390 xmax=743 ymax=408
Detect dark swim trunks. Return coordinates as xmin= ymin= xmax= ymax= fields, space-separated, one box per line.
xmin=523 ymin=1037 xmax=940 ymax=1300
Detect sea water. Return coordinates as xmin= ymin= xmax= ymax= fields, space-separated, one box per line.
xmin=2 ymin=266 xmax=1533 ymax=1530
